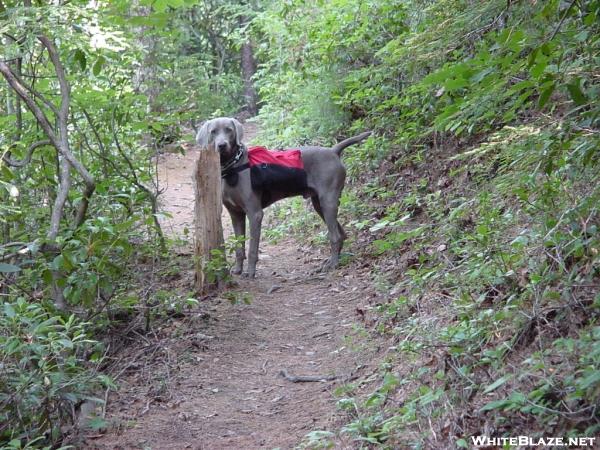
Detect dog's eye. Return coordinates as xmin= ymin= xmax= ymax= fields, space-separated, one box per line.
xmin=210 ymin=129 xmax=216 ymax=135
xmin=225 ymin=127 xmax=233 ymax=133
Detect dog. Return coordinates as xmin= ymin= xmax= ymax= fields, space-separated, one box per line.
xmin=196 ymin=117 xmax=371 ymax=278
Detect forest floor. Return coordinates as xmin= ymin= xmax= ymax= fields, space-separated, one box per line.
xmin=84 ymin=123 xmax=385 ymax=449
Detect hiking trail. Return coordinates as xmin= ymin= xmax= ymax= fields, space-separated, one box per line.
xmin=86 ymin=123 xmax=381 ymax=450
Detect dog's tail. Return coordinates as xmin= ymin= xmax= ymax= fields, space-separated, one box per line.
xmin=332 ymin=131 xmax=372 ymax=156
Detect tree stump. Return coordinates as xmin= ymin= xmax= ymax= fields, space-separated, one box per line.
xmin=193 ymin=144 xmax=225 ymax=294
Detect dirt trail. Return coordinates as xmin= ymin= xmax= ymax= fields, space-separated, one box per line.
xmin=87 ymin=124 xmax=378 ymax=450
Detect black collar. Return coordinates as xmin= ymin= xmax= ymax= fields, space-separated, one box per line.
xmin=221 ymin=144 xmax=245 ymax=174
xmin=221 ymin=144 xmax=249 ymax=186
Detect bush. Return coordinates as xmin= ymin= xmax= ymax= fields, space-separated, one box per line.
xmin=0 ymin=299 xmax=105 ymax=447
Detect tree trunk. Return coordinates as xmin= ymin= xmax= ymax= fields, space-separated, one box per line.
xmin=131 ymin=4 xmax=160 ymax=114
xmin=193 ymin=144 xmax=225 ymax=294
xmin=240 ymin=27 xmax=258 ymax=116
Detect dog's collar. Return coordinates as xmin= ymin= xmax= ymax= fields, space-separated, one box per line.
xmin=221 ymin=144 xmax=246 ymax=174
xmin=221 ymin=144 xmax=249 ymax=186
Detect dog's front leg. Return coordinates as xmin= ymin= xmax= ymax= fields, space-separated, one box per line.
xmin=228 ymin=209 xmax=246 ymax=275
xmin=246 ymin=209 xmax=264 ymax=278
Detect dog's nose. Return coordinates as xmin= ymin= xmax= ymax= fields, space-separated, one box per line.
xmin=217 ymin=142 xmax=228 ymax=152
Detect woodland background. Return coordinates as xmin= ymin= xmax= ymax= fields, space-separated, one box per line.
xmin=0 ymin=0 xmax=599 ymax=448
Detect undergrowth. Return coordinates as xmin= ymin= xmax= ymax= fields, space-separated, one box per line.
xmin=255 ymin=0 xmax=600 ymax=447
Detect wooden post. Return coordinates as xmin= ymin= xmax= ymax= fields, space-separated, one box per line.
xmin=193 ymin=144 xmax=225 ymax=294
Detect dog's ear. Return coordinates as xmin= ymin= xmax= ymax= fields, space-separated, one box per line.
xmin=231 ymin=118 xmax=244 ymax=147
xmin=195 ymin=120 xmax=211 ymax=147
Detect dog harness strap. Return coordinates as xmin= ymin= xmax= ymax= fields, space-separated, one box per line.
xmin=222 ymin=163 xmax=250 ymax=178
xmin=220 ymin=144 xmax=249 ymax=187
xmin=222 ymin=162 xmax=250 ymax=187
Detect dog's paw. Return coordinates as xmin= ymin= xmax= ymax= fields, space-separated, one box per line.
xmin=241 ymin=271 xmax=256 ymax=279
xmin=319 ymin=258 xmax=338 ymax=273
xmin=231 ymin=267 xmax=243 ymax=275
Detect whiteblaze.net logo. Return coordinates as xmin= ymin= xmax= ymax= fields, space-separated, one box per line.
xmin=471 ymin=436 xmax=597 ymax=447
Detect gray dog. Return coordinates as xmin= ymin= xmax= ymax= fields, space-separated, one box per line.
xmin=196 ymin=117 xmax=371 ymax=277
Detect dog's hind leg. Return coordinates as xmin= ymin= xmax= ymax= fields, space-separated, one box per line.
xmin=312 ymin=195 xmax=347 ymax=243
xmin=317 ymin=193 xmax=345 ymax=272
xmin=229 ymin=209 xmax=246 ymax=275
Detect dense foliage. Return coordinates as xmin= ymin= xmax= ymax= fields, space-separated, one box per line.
xmin=251 ymin=0 xmax=600 ymax=447
xmin=0 ymin=0 xmax=246 ymax=446
xmin=1 ymin=0 xmax=598 ymax=447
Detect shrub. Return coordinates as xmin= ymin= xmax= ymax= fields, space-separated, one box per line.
xmin=0 ymin=299 xmax=105 ymax=447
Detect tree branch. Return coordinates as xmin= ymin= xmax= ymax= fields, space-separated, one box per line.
xmin=2 ymin=139 xmax=51 ymax=167
xmin=548 ymin=0 xmax=577 ymax=42
xmin=11 ymin=64 xmax=59 ymax=116
xmin=0 ymin=42 xmax=95 ymax=227
xmin=0 ymin=59 xmax=60 ymax=145
xmin=38 ymin=36 xmax=69 ymax=141
xmin=48 ymin=156 xmax=71 ymax=240
xmin=2 ymin=33 xmax=59 ymax=116
xmin=3 ymin=32 xmax=25 ymax=140
xmin=47 ymin=155 xmax=71 ymax=311
xmin=38 ymin=36 xmax=95 ymax=227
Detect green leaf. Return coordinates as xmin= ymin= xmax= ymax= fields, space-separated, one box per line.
xmin=1 ymin=164 xmax=14 ymax=181
xmin=153 ymin=0 xmax=168 ymax=11
xmin=456 ymin=438 xmax=469 ymax=448
xmin=566 ymin=80 xmax=587 ymax=106
xmin=128 ymin=12 xmax=170 ymax=27
xmin=4 ymin=303 xmax=16 ymax=318
xmin=365 ymin=392 xmax=384 ymax=408
xmin=87 ymin=415 xmax=108 ymax=431
xmin=480 ymin=399 xmax=510 ymax=412
xmin=538 ymin=82 xmax=555 ymax=109
xmin=475 ymin=224 xmax=489 ymax=235
xmin=530 ymin=60 xmax=547 ymax=79
xmin=583 ymin=12 xmax=596 ymax=26
xmin=579 ymin=371 xmax=600 ymax=390
xmin=483 ymin=374 xmax=512 ymax=394
xmin=0 ymin=263 xmax=21 ymax=273
xmin=58 ymin=338 xmax=74 ymax=349
xmin=93 ymin=56 xmax=106 ymax=76
xmin=527 ymin=47 xmax=539 ymax=68
xmin=74 ymin=49 xmax=86 ymax=71
xmin=444 ymin=77 xmax=468 ymax=91
xmin=369 ymin=219 xmax=390 ymax=232
xmin=42 ymin=269 xmax=53 ymax=284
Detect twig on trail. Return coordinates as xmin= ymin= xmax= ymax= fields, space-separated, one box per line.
xmin=289 ymin=275 xmax=326 ymax=285
xmin=279 ymin=369 xmax=337 ymax=383
xmin=162 ymin=346 xmax=173 ymax=391
xmin=339 ymin=364 xmax=368 ymax=384
xmin=141 ymin=399 xmax=151 ymax=416
xmin=311 ymin=331 xmax=331 ymax=339
xmin=131 ymin=328 xmax=152 ymax=346
xmin=428 ymin=416 xmax=438 ymax=443
xmin=102 ymin=388 xmax=110 ymax=419
xmin=262 ymin=359 xmax=269 ymax=374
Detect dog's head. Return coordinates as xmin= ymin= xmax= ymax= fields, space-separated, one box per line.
xmin=195 ymin=117 xmax=244 ymax=165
